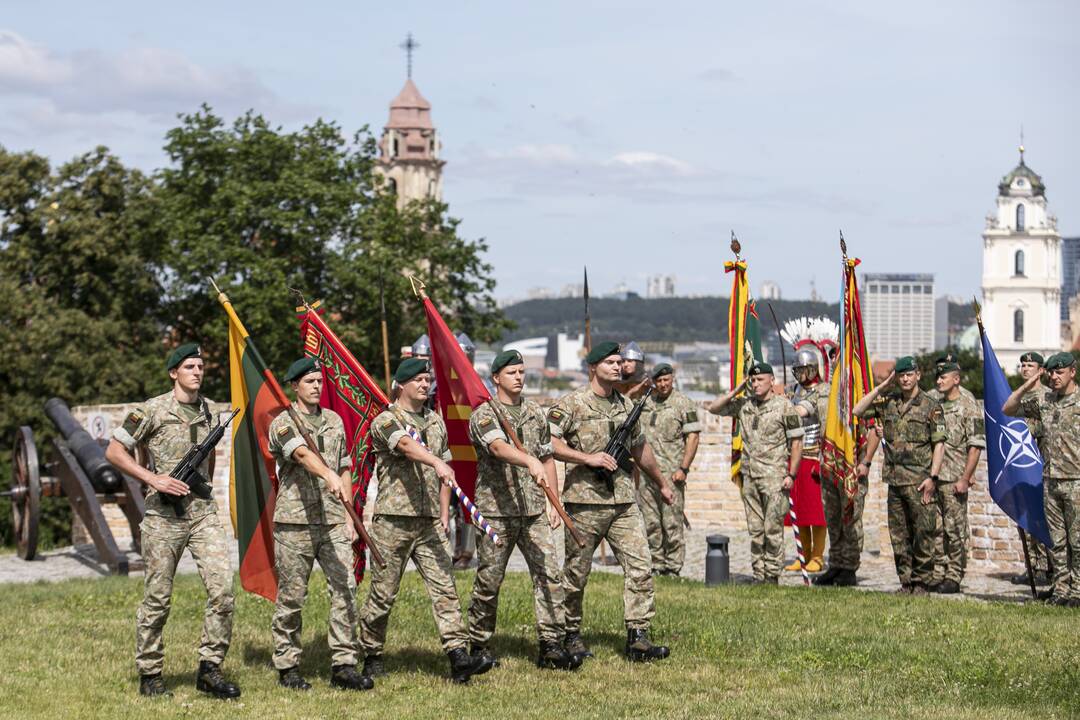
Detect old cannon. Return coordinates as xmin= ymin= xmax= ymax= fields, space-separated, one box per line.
xmin=4 ymin=398 xmax=145 ymax=574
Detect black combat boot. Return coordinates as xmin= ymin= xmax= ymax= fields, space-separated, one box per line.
xmin=625 ymin=629 xmax=670 ymax=662
xmin=361 ymin=654 xmax=386 ymax=678
xmin=936 ymin=579 xmax=961 ymax=595
xmin=813 ymin=566 xmax=841 ymax=586
xmin=139 ymin=674 xmax=171 ymax=697
xmin=537 ymin=640 xmax=580 ymax=670
xmin=196 ymin=661 xmax=241 ymax=699
xmin=278 ymin=666 xmax=311 ymax=691
xmin=470 ymin=644 xmax=500 ymax=669
xmin=832 ymin=569 xmax=858 ymax=587
xmin=331 ymin=664 xmax=375 ymax=691
xmin=447 ymin=647 xmax=492 ymax=684
xmin=563 ymin=631 xmax=593 ymax=663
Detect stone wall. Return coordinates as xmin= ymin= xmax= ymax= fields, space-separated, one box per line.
xmin=69 ymin=400 xmax=1028 ymax=571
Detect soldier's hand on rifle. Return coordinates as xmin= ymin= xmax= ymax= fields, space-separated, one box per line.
xmin=917 ymin=477 xmax=935 ymax=505
xmin=433 ymin=458 xmax=456 ymax=487
xmin=660 ymin=484 xmax=675 ymax=505
xmin=149 ymin=473 xmax=190 ymax=496
xmin=585 ymin=452 xmax=619 ymax=472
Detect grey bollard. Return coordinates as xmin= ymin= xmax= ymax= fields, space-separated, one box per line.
xmin=705 ymin=534 xmax=730 ymax=585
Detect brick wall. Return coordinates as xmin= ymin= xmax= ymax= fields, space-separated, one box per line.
xmin=70 ymin=399 xmax=1027 ymax=570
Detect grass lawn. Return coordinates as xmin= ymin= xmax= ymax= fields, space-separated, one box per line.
xmin=1 ymin=570 xmax=1077 ymax=719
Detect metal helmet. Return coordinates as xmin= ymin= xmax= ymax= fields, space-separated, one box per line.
xmin=411 ymin=333 xmax=431 ymax=357
xmin=793 ymin=347 xmax=822 ymax=378
xmin=621 ymin=341 xmax=644 ymax=362
xmin=455 ymin=332 xmax=476 ymax=362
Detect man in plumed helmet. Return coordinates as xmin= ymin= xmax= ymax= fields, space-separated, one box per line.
xmin=785 ymin=347 xmax=828 ymax=575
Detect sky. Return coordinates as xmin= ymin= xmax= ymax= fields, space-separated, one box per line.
xmin=1 ymin=1 xmax=1076 ymax=303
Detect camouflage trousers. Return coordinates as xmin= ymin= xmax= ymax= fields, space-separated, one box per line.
xmin=886 ymin=484 xmax=938 ymax=586
xmin=821 ymin=475 xmax=868 ymax=571
xmin=1044 ymin=478 xmax=1080 ymax=600
xmin=638 ymin=478 xmax=686 ymax=574
xmin=741 ymin=474 xmax=789 ymax=580
xmin=931 ymin=482 xmax=968 ymax=585
xmin=467 ymin=514 xmax=565 ymax=646
xmin=358 ymin=515 xmax=468 ymax=655
xmin=563 ymin=503 xmax=655 ymax=632
xmin=271 ymin=523 xmax=358 ymax=670
xmin=135 ymin=512 xmax=234 ymax=676
xmin=1028 ymin=534 xmax=1051 ymax=573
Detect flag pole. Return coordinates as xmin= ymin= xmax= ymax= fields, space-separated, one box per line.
xmin=211 ymin=278 xmax=386 ymax=569
xmin=1016 ymin=527 xmax=1038 ymax=599
xmin=379 ymin=270 xmax=392 ymax=394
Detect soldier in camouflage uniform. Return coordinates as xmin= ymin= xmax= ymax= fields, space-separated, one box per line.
xmin=928 ymin=362 xmax=985 ymax=594
xmin=105 ymin=343 xmax=240 ymax=699
xmin=1014 ymin=352 xmax=1052 ymax=584
xmin=854 ymin=356 xmax=946 ymax=595
xmin=925 ymin=353 xmax=977 ymax=404
xmin=709 ymin=362 xmax=805 ymax=584
xmin=1005 ymin=351 xmax=1080 ymax=606
xmin=356 ymin=358 xmax=493 ymax=683
xmin=466 ymin=350 xmax=578 ymax=671
xmin=549 ymin=341 xmax=675 ymax=663
xmin=638 ymin=363 xmax=702 ymax=576
xmin=267 ymin=358 xmax=372 ymax=691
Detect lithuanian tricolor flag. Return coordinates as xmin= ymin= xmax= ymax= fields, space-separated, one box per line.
xmin=219 ymin=290 xmax=286 ymax=602
xmin=724 ymin=259 xmax=763 ymax=488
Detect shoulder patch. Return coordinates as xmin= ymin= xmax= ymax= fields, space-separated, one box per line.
xmin=479 ymin=416 xmax=495 ymax=428
xmin=381 ymin=418 xmax=395 ymax=429
xmin=548 ymin=408 xmax=565 ymax=421
xmin=121 ymin=410 xmax=144 ymax=435
xmin=686 ymin=411 xmax=699 ymax=424
xmin=973 ymin=418 xmax=985 ymax=435
xmin=277 ymin=425 xmax=292 ymax=437
xmin=784 ymin=413 xmax=801 ymax=430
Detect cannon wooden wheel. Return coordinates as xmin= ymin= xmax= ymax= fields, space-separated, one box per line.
xmin=9 ymin=427 xmax=41 ymax=560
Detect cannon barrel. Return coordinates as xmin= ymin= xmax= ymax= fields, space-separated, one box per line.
xmin=44 ymin=398 xmax=122 ymax=493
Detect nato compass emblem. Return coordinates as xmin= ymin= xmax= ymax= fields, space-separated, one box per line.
xmin=985 ymin=411 xmax=1042 ymax=486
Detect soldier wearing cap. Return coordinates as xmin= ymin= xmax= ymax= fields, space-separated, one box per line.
xmin=1014 ymin=351 xmax=1052 ymax=584
xmin=928 ymin=362 xmax=985 ymax=594
xmin=465 ymin=350 xmax=578 ymax=671
xmin=709 ymin=362 xmax=805 ymax=584
xmin=357 ymin=358 xmax=493 ymax=683
xmin=267 ymin=358 xmax=372 ymax=691
xmin=1004 ymin=351 xmax=1080 ymax=606
xmin=106 ymin=343 xmax=240 ymax=699
xmin=548 ymin=341 xmax=676 ymax=663
xmin=926 ymin=353 xmax=976 ymax=403
xmin=638 ymin=363 xmax=702 ymax=576
xmin=853 ymin=356 xmax=946 ymax=595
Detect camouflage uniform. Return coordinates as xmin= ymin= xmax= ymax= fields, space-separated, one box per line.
xmin=931 ymin=393 xmax=985 ymax=585
xmin=548 ymin=386 xmax=656 ymax=632
xmin=1020 ymin=387 xmax=1080 ymax=599
xmin=268 ymin=405 xmax=357 ymax=670
xmin=357 ymin=405 xmax=470 ymax=655
xmin=466 ymin=400 xmax=565 ymax=645
xmin=863 ymin=392 xmax=946 ymax=587
xmin=638 ymin=390 xmax=702 ymax=574
xmin=716 ymin=394 xmax=804 ymax=580
xmin=1022 ymin=384 xmax=1052 ymax=573
xmin=112 ymin=392 xmax=234 ymax=676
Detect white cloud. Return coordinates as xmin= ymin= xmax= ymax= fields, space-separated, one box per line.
xmin=608 ymin=151 xmax=694 ymax=176
xmin=0 ymin=30 xmax=306 ymax=121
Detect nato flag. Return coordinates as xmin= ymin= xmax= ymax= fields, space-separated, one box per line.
xmin=981 ymin=330 xmax=1052 ymax=547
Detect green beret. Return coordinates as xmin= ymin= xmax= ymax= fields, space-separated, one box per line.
xmin=934 ymin=352 xmax=957 ymax=365
xmin=394 ymin=357 xmax=430 ymax=383
xmin=586 ymin=341 xmax=621 ymax=365
xmin=490 ymin=350 xmax=524 ymax=375
xmin=1044 ymin=352 xmax=1076 ymax=371
xmin=935 ymin=362 xmax=960 ymax=378
xmin=748 ymin=362 xmax=773 ymax=376
xmin=166 ymin=342 xmax=201 ymax=371
xmin=1019 ymin=352 xmax=1045 ymax=366
xmin=284 ymin=357 xmax=320 ymax=382
xmin=894 ymin=356 xmax=918 ymax=374
xmin=651 ymin=363 xmax=674 ymax=379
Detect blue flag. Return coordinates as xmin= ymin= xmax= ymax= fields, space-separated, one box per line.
xmin=980 ymin=330 xmax=1052 ymax=547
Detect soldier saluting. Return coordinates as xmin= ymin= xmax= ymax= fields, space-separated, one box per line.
xmin=466 ymin=350 xmax=578 ymax=671
xmin=549 ymin=341 xmax=675 ymax=663
xmin=105 ymin=343 xmax=240 ymax=699
xmin=267 ymin=358 xmax=372 ymax=691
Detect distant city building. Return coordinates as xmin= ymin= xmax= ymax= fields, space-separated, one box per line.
xmin=980 ymin=144 xmax=1061 ymax=368
xmin=862 ymin=273 xmax=936 ymax=359
xmin=525 ymin=287 xmax=553 ymax=300
xmin=934 ymin=296 xmax=950 ymax=350
xmin=559 ymin=283 xmax=584 ymax=298
xmin=759 ymin=281 xmax=781 ymax=300
xmin=646 ymin=275 xmax=677 ymax=298
xmin=1060 ymin=236 xmax=1080 ymax=320
xmin=502 ymin=333 xmax=584 ymax=372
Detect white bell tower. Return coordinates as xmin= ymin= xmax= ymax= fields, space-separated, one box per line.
xmin=980 ymin=141 xmax=1062 ymax=368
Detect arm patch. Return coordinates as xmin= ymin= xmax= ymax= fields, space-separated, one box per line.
xmin=121 ymin=410 xmax=144 ymax=435
xmin=784 ymin=413 xmax=801 ymax=430
xmin=548 ymin=408 xmax=565 ymax=422
xmin=686 ymin=411 xmax=698 ymax=424
xmin=479 ymin=416 xmax=495 ymax=429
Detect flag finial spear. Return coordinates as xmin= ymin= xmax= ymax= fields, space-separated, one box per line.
xmin=973 ymin=296 xmax=984 ymax=332
xmin=839 ymin=229 xmax=848 ymax=259
xmin=408 ymin=274 xmax=427 ymax=300
xmin=730 ymin=230 xmax=741 ymax=260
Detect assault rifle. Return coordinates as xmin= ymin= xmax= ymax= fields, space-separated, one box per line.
xmin=163 ymin=408 xmax=240 ymax=517
xmin=595 ymin=383 xmax=655 ymax=492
